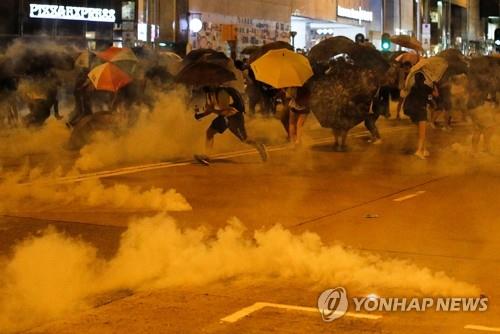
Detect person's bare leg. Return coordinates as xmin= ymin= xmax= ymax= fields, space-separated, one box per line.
xmin=416 ymin=121 xmax=427 ymax=157
xmin=471 ymin=128 xmax=481 ymax=154
xmin=396 ymin=98 xmax=403 ymax=119
xmin=444 ymin=110 xmax=452 ymax=129
xmin=288 ymin=111 xmax=298 ymax=144
xmin=332 ymin=129 xmax=340 ymax=150
xmin=483 ymin=127 xmax=494 ymax=153
xmin=205 ymin=128 xmax=217 ymax=153
xmin=431 ymin=109 xmax=440 ymax=124
xmin=295 ymin=113 xmax=308 ymax=145
xmin=340 ymin=130 xmax=348 ymax=151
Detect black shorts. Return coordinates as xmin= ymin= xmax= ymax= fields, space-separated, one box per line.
xmin=210 ymin=112 xmax=248 ymax=141
xmin=290 ymin=107 xmax=310 ymax=115
xmin=409 ymin=108 xmax=428 ymax=124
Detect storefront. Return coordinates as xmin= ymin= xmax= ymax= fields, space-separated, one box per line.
xmin=186 ymin=0 xmax=291 ymax=57
xmin=0 ymin=1 xmax=179 ymax=50
xmin=291 ymin=0 xmax=379 ymax=51
xmin=425 ymin=0 xmax=484 ymax=54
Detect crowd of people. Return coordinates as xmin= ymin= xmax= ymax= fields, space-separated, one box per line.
xmin=0 ymin=38 xmax=498 ymax=163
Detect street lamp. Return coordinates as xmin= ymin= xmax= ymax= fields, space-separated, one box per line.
xmin=290 ymin=31 xmax=297 ymax=49
xmin=189 ymin=18 xmax=202 ymax=33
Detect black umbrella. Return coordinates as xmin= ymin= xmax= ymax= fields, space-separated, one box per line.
xmin=241 ymin=46 xmax=260 ymax=55
xmin=310 ymin=60 xmax=379 ymax=129
xmin=437 ymin=48 xmax=468 ymax=80
xmin=308 ymin=36 xmax=355 ymax=64
xmin=437 ymin=48 xmax=464 ymax=62
xmin=182 ymin=49 xmax=227 ymax=65
xmin=176 ymin=62 xmax=236 ymax=87
xmin=346 ymin=44 xmax=389 ymax=75
xmin=249 ymin=41 xmax=294 ymax=63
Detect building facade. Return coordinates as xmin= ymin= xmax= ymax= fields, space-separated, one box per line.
xmin=0 ymin=0 xmax=189 ymax=50
xmin=0 ymin=0 xmax=126 ymax=49
xmin=187 ymin=0 xmax=292 ymax=55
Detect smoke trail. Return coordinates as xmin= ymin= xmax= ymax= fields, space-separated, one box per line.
xmin=0 ymin=169 xmax=191 ymax=214
xmin=74 ymin=87 xmax=205 ymax=171
xmin=0 ymin=214 xmax=479 ymax=333
xmin=0 ymin=119 xmax=70 ymax=161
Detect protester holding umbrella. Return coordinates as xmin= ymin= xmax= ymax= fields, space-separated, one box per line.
xmin=395 ymin=61 xmax=413 ymax=120
xmin=176 ymin=49 xmax=268 ymax=165
xmin=403 ymin=72 xmax=434 ymax=160
xmin=251 ymin=48 xmax=313 ymax=146
xmin=284 ymin=86 xmax=311 ymax=147
xmin=67 ymin=68 xmax=93 ymax=128
xmin=194 ymin=85 xmax=267 ymax=164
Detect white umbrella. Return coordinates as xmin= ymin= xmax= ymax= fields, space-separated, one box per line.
xmin=402 ymin=57 xmax=448 ymax=97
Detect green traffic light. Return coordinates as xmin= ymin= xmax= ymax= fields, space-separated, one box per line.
xmin=382 ymin=42 xmax=390 ymax=50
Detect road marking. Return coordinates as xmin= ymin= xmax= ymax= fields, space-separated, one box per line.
xmin=393 ymin=190 xmax=426 ymax=202
xmin=465 ymin=325 xmax=500 ymax=332
xmin=220 ymin=302 xmax=381 ymax=323
xmin=20 ymin=126 xmax=410 ymax=185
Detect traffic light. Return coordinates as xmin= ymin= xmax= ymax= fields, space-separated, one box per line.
xmin=381 ymin=33 xmax=391 ymax=51
xmin=355 ymin=33 xmax=365 ymax=44
xmin=495 ymin=28 xmax=500 ymax=53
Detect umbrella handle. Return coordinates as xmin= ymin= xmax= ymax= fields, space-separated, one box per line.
xmin=111 ymin=93 xmax=118 ymax=112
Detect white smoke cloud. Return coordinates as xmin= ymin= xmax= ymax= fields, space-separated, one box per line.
xmin=0 ymin=214 xmax=480 ymax=333
xmin=0 ymin=168 xmax=191 ymax=214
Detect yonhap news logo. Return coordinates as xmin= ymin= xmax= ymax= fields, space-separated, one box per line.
xmin=317 ymin=287 xmax=349 ymax=322
xmin=318 ymin=287 xmax=488 ymax=321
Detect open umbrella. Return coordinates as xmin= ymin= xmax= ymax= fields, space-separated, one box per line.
xmin=97 ymin=46 xmax=138 ymax=75
xmin=249 ymin=41 xmax=294 ymax=63
xmin=176 ymin=62 xmax=236 ymax=87
xmin=157 ymin=51 xmax=182 ymax=75
xmin=88 ymin=62 xmax=132 ymax=93
xmin=403 ymin=57 xmax=448 ymax=96
xmin=437 ymin=48 xmax=464 ymax=62
xmin=390 ymin=35 xmax=424 ymax=52
xmin=251 ymin=49 xmax=313 ymax=89
xmin=437 ymin=49 xmax=468 ymax=79
xmin=346 ymin=43 xmax=390 ymax=75
xmin=395 ymin=52 xmax=420 ymax=66
xmin=241 ymin=45 xmax=260 ymax=55
xmin=75 ymin=50 xmax=96 ymax=69
xmin=97 ymin=46 xmax=138 ymax=63
xmin=308 ymin=36 xmax=355 ymax=64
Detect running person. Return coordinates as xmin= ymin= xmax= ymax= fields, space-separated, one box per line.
xmin=194 ymin=86 xmax=267 ymax=165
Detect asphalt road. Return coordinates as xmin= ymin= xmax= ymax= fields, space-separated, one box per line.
xmin=1 ymin=118 xmax=500 ymax=333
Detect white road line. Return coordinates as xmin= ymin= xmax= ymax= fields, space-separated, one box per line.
xmin=393 ymin=190 xmax=426 ymax=202
xmin=20 ymin=126 xmax=410 ymax=185
xmin=465 ymin=325 xmax=500 ymax=332
xmin=220 ymin=302 xmax=381 ymax=323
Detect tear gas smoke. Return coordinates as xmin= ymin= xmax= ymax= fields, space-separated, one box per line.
xmin=75 ymin=88 xmax=289 ymax=171
xmin=0 ymin=119 xmax=69 ymax=160
xmin=74 ymin=88 xmax=205 ymax=171
xmin=0 ymin=168 xmax=191 ymax=214
xmin=0 ymin=214 xmax=479 ymax=333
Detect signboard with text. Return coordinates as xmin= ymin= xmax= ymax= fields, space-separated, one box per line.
xmin=422 ymin=23 xmax=431 ymax=50
xmin=29 ymin=4 xmax=116 ymax=23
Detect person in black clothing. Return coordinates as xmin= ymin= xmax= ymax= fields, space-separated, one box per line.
xmin=193 ymin=86 xmax=268 ymax=165
xmin=67 ymin=69 xmax=93 ymax=128
xmin=403 ymin=72 xmax=434 ymax=159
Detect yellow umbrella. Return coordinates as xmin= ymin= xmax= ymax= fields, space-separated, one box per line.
xmin=250 ymin=49 xmax=313 ymax=88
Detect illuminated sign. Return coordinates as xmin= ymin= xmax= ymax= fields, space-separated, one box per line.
xmin=29 ymin=4 xmax=116 ymax=22
xmin=337 ymin=6 xmax=373 ymax=22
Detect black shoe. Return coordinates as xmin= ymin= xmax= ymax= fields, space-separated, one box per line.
xmin=194 ymin=154 xmax=210 ymax=166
